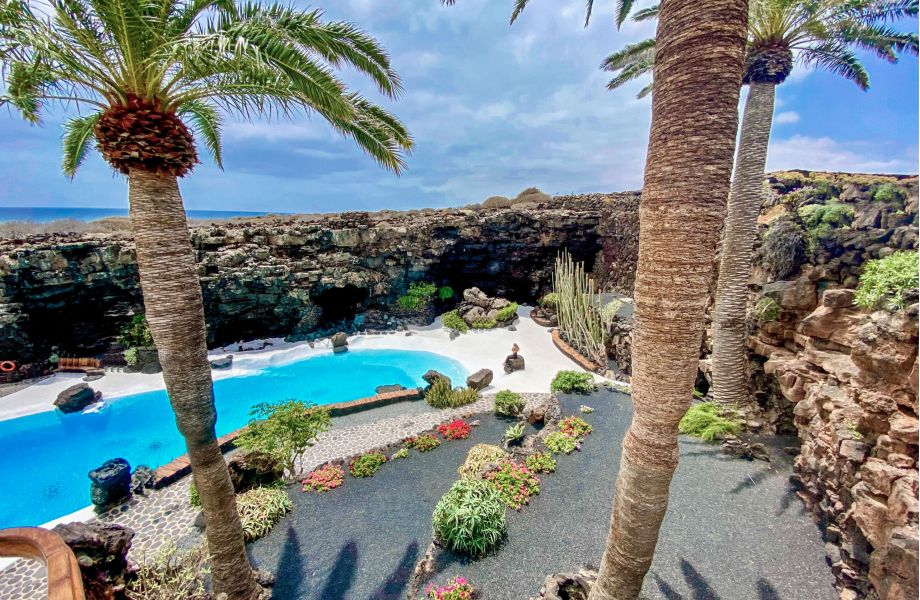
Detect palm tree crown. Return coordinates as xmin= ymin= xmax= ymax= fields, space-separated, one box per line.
xmin=603 ymin=0 xmax=918 ymax=96
xmin=0 ymin=0 xmax=412 ymax=178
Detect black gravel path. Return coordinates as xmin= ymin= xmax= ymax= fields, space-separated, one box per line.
xmin=248 ymin=390 xmax=836 ymax=600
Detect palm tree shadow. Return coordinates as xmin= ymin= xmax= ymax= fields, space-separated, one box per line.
xmin=652 ymin=561 xmax=786 ymax=600
xmin=321 ymin=540 xmax=360 ymax=600
xmin=775 ymin=483 xmax=803 ymax=516
xmin=730 ymin=466 xmax=777 ymax=494
xmin=368 ymin=540 xmax=419 ymax=600
xmin=262 ymin=525 xmax=306 ymax=599
xmin=757 ymin=578 xmax=781 ymax=600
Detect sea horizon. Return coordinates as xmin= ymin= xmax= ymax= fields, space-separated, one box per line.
xmin=0 ymin=206 xmax=284 ymax=223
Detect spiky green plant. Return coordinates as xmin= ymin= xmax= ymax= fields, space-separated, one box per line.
xmin=552 ymin=250 xmax=614 ymax=367
xmin=678 ymin=402 xmax=741 ymax=442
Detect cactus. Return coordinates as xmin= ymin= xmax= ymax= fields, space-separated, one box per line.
xmin=552 ymin=250 xmax=615 ymax=367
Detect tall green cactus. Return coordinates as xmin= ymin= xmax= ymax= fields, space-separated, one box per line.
xmin=552 ymin=251 xmax=617 ymax=368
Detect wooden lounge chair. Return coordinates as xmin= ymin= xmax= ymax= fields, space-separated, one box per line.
xmin=55 ymin=357 xmax=101 ymax=373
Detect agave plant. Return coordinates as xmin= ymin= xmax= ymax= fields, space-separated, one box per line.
xmin=1 ymin=1 xmax=411 ymax=597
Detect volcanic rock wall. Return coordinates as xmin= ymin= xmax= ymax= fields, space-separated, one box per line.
xmin=0 ymin=193 xmax=639 ymax=362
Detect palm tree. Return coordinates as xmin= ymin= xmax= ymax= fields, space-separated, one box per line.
xmin=442 ymin=1 xmax=748 ymax=597
xmin=603 ymin=0 xmax=918 ymax=409
xmin=0 ymin=1 xmax=411 ymax=598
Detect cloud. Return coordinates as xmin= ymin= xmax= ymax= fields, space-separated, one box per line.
xmin=224 ymin=121 xmax=331 ymax=142
xmin=767 ymin=135 xmax=918 ymax=174
xmin=775 ymin=111 xmax=800 ymax=124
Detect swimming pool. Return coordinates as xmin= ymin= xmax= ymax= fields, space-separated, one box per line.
xmin=0 ymin=348 xmax=466 ymax=528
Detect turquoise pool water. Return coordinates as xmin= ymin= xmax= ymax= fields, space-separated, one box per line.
xmin=0 ymin=348 xmax=466 ymax=528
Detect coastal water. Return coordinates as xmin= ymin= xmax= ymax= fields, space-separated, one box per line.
xmin=0 ymin=206 xmax=275 ymax=223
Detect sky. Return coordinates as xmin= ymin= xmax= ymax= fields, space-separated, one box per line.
xmin=1 ymin=0 xmax=917 ymax=213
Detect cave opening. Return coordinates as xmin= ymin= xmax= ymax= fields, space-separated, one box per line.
xmin=313 ymin=284 xmax=369 ymax=325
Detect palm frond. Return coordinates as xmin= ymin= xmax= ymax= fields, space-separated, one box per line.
xmin=61 ymin=111 xmax=101 ymax=177
xmin=616 ymin=0 xmax=638 ymax=27
xmin=799 ymin=42 xmax=871 ymax=89
xmin=509 ymin=0 xmax=532 ymax=24
xmin=178 ymin=99 xmax=223 ymax=168
xmin=632 ymin=4 xmax=660 ymax=21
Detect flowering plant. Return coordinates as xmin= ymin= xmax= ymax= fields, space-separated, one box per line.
xmin=559 ymin=416 xmax=592 ymax=439
xmin=485 ymin=459 xmax=540 ymax=510
xmin=349 ymin=451 xmax=387 ymax=477
xmin=404 ymin=434 xmax=441 ymax=452
xmin=302 ymin=465 xmax=344 ymax=492
xmin=392 ymin=448 xmax=409 ymax=460
xmin=426 ymin=576 xmax=476 ymax=600
xmin=545 ymin=431 xmax=579 ymax=454
xmin=438 ymin=420 xmax=472 ymax=441
xmin=524 ymin=452 xmax=556 ymax=474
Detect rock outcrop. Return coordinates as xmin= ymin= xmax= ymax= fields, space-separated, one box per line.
xmin=0 ymin=195 xmax=638 ymax=361
xmin=54 ymin=383 xmax=101 ymax=413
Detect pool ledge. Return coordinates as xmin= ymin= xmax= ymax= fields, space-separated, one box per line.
xmin=152 ymin=387 xmax=423 ymax=488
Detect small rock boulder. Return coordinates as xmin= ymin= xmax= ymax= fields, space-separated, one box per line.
xmin=130 ymin=465 xmax=155 ymax=494
xmin=375 ymin=384 xmax=406 ymax=394
xmin=524 ymin=395 xmax=561 ymax=425
xmin=227 ymin=449 xmax=283 ymax=493
xmin=52 ymin=521 xmax=134 ymax=600
xmin=88 ymin=458 xmax=132 ymax=510
xmin=55 ymin=384 xmax=101 ymax=414
xmin=331 ymin=332 xmax=348 ymax=354
xmin=530 ymin=568 xmax=598 ymax=600
xmin=422 ymin=370 xmax=451 ymax=390
xmin=82 ymin=369 xmax=105 ymax=382
xmin=504 ymin=354 xmax=525 ymax=374
xmin=466 ymin=368 xmax=493 ymax=391
xmin=209 ymin=355 xmax=233 ymax=370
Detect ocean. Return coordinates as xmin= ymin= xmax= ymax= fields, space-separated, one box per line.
xmin=0 ymin=206 xmax=277 ymax=223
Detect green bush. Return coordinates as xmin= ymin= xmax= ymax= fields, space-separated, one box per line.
xmin=525 ymin=452 xmax=556 ymax=473
xmin=425 ymin=378 xmax=479 ymax=409
xmin=545 ymin=431 xmax=577 ymax=455
xmin=494 ymin=390 xmax=524 ymax=417
xmin=397 ymin=281 xmax=438 ymax=312
xmin=236 ymin=400 xmax=330 ymax=476
xmin=495 ymin=302 xmax=519 ymax=322
xmin=753 ymin=297 xmax=781 ymax=321
xmin=119 ymin=314 xmax=154 ymax=348
xmin=797 ymin=201 xmax=855 ymax=250
xmin=441 ymin=310 xmax=469 ymax=333
xmin=405 ymin=434 xmax=441 ymax=452
xmin=432 ymin=479 xmax=506 ymax=556
xmin=458 ymin=444 xmax=507 ymax=479
xmin=188 ymin=483 xmax=201 ymax=508
xmin=123 ymin=347 xmax=138 ymax=366
xmin=392 ymin=448 xmax=409 ymax=460
xmin=872 ymin=183 xmax=906 ymax=204
xmin=540 ymin=292 xmax=559 ymax=308
xmin=855 ymin=251 xmax=919 ymax=310
xmin=437 ymin=286 xmax=455 ymax=300
xmin=349 ymin=451 xmax=387 ymax=477
xmin=470 ymin=317 xmax=498 ymax=329
xmin=550 ymin=370 xmax=595 ymax=394
xmin=237 ymin=486 xmax=292 ymax=542
xmin=127 ymin=543 xmax=208 ymax=600
xmin=678 ymin=402 xmax=741 ymax=442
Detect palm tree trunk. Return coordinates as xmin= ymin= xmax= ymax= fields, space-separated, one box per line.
xmin=711 ymin=82 xmax=776 ymax=407
xmin=127 ymin=170 xmax=260 ymax=600
xmin=587 ymin=0 xmax=748 ymax=598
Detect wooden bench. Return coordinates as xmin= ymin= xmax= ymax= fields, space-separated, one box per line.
xmin=0 ymin=527 xmax=85 ymax=600
xmin=55 ymin=357 xmax=101 ymax=373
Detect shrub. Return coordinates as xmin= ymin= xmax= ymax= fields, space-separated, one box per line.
xmin=494 ymin=390 xmax=525 ymax=417
xmin=559 ymin=416 xmax=592 ymax=439
xmin=470 ymin=317 xmax=497 ymax=329
xmin=441 ymin=310 xmax=469 ymax=333
xmin=432 ymin=479 xmax=506 ymax=556
xmin=760 ymin=218 xmax=808 ymax=280
xmin=237 ymin=400 xmax=330 ymax=476
xmin=525 ymin=452 xmax=556 ymax=474
xmin=127 ymin=543 xmax=208 ymax=599
xmin=426 ymin=576 xmax=476 ymax=600
xmin=550 ymin=370 xmax=595 ymax=394
xmin=236 ymin=486 xmax=292 ymax=541
xmin=426 ymin=379 xmax=479 ymax=409
xmin=392 ymin=448 xmax=410 ymax=460
xmin=502 ymin=422 xmax=525 ymax=446
xmin=188 ymin=483 xmax=201 ymax=508
xmin=678 ymin=402 xmax=741 ymax=442
xmin=438 ymin=420 xmax=472 ymax=440
xmin=482 ymin=195 xmax=512 ymax=209
xmin=397 ymin=281 xmax=438 ymax=312
xmin=545 ymin=431 xmax=578 ymax=455
xmin=485 ymin=459 xmax=540 ymax=510
xmin=495 ymin=302 xmax=519 ymax=322
xmin=349 ymin=451 xmax=387 ymax=477
xmin=855 ymin=251 xmax=919 ymax=310
xmin=872 ymin=183 xmax=906 ymax=204
xmin=397 ymin=294 xmax=422 ymax=310
xmin=123 ymin=347 xmax=138 ymax=366
xmin=753 ymin=297 xmax=781 ymax=321
xmin=437 ymin=286 xmax=455 ymax=301
xmin=405 ymin=433 xmax=441 ymax=452
xmin=457 ymin=444 xmax=506 ymax=479
xmin=798 ymin=201 xmax=855 ymax=249
xmin=302 ymin=465 xmax=344 ymax=493
xmin=119 ymin=314 xmax=154 ymax=348
xmin=540 ymin=292 xmax=559 ymax=308
xmin=513 ymin=187 xmax=551 ymax=204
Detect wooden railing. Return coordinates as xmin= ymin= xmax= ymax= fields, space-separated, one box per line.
xmin=0 ymin=527 xmax=85 ymax=600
